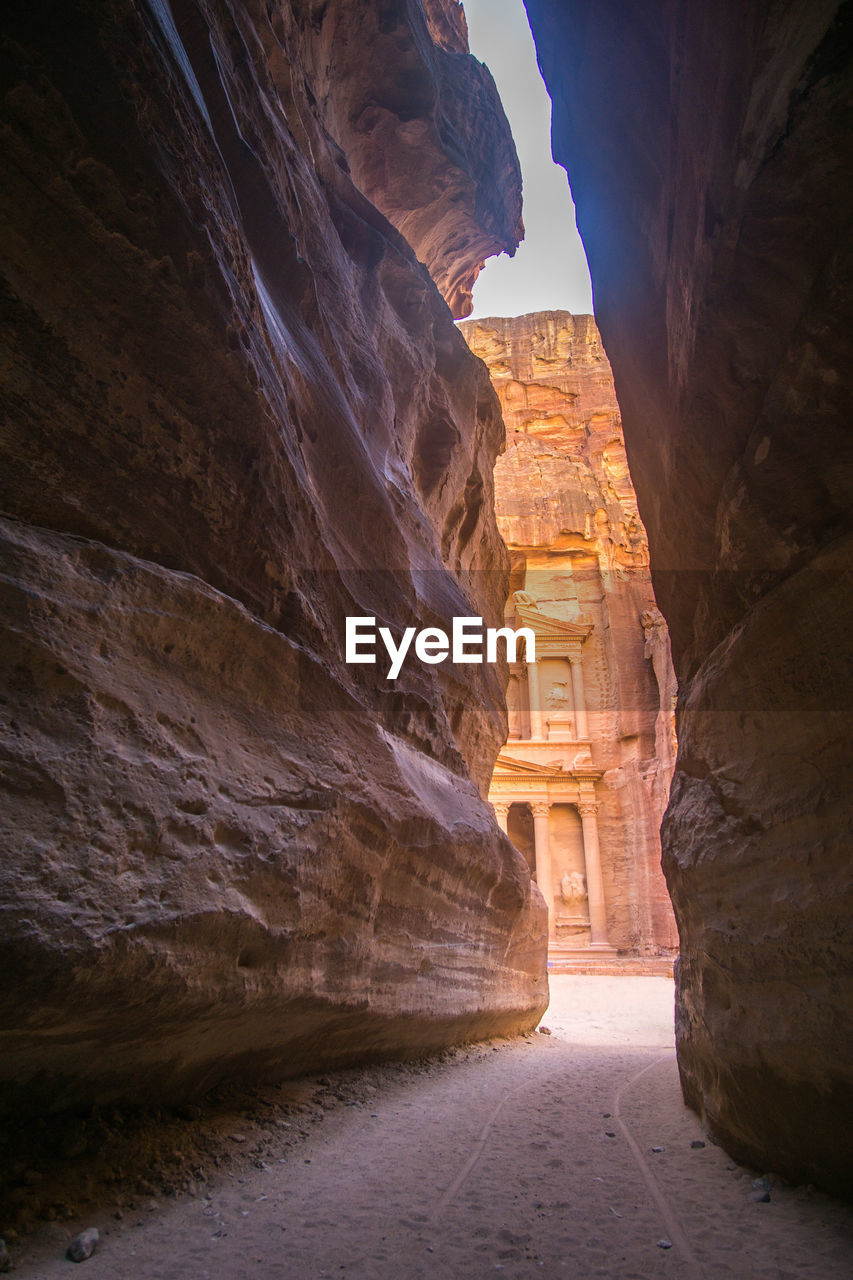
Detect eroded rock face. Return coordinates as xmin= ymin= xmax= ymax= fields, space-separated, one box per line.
xmin=526 ymin=0 xmax=853 ymax=1193
xmin=0 ymin=0 xmax=546 ymax=1115
xmin=460 ymin=312 xmax=677 ymax=958
xmin=304 ymin=0 xmax=523 ymax=318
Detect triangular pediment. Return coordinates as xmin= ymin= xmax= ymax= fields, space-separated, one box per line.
xmin=492 ymin=753 xmax=557 ymax=777
xmin=514 ymin=603 xmax=593 ymax=639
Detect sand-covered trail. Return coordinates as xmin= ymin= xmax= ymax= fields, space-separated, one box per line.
xmin=12 ymin=978 xmax=853 ymax=1279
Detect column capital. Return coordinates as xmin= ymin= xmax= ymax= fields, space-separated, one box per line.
xmin=531 ymin=801 xmax=551 ymax=818
xmin=491 ymin=801 xmax=510 ymax=817
xmin=577 ymin=801 xmax=599 ymax=817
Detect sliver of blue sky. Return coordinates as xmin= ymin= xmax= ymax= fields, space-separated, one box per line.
xmin=461 ymin=0 xmax=593 ymax=319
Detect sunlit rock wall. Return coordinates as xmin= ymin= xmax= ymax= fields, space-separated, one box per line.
xmin=0 ymin=0 xmax=546 ymax=1116
xmin=526 ymin=0 xmax=853 ymax=1194
xmin=460 ymin=312 xmax=678 ymax=957
xmin=304 ymin=0 xmax=523 ymax=318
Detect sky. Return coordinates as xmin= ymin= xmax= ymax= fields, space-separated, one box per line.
xmin=461 ymin=0 xmax=593 ymax=319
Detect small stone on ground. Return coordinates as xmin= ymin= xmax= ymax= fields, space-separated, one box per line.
xmin=67 ymin=1228 xmax=99 ymax=1263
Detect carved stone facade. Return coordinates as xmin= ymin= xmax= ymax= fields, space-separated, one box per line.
xmin=459 ymin=312 xmax=678 ymax=963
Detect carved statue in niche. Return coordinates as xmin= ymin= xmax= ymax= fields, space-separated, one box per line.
xmin=641 ymin=607 xmax=667 ymax=673
xmin=641 ymin=606 xmax=677 ymax=784
xmin=545 ymin=681 xmax=570 ymax=709
xmin=560 ymin=871 xmax=587 ymax=905
xmin=642 ymin=607 xmax=675 ymax=712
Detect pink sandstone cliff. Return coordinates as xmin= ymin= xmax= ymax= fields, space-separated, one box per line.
xmin=302 ymin=0 xmax=523 ymax=319
xmin=525 ymin=0 xmax=853 ymax=1196
xmin=0 ymin=0 xmax=544 ymax=1118
xmin=460 ymin=312 xmax=678 ymax=960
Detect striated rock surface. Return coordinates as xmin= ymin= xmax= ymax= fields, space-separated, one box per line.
xmin=0 ymin=0 xmax=546 ymax=1115
xmin=526 ymin=0 xmax=853 ymax=1193
xmin=460 ymin=312 xmax=677 ymax=958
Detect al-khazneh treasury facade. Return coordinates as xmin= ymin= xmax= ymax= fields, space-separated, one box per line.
xmin=459 ymin=312 xmax=678 ymax=964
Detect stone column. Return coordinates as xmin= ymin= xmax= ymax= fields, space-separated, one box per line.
xmin=531 ymin=801 xmax=553 ymax=930
xmin=578 ymin=801 xmax=609 ymax=947
xmin=492 ymin=802 xmax=509 ymax=834
xmin=528 ymin=662 xmax=544 ymax=740
xmin=569 ymin=654 xmax=589 ymax=740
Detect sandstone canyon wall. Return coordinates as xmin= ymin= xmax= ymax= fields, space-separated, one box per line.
xmin=304 ymin=0 xmax=523 ymax=319
xmin=525 ymin=0 xmax=853 ymax=1194
xmin=460 ymin=312 xmax=678 ymax=962
xmin=0 ymin=0 xmax=546 ymax=1118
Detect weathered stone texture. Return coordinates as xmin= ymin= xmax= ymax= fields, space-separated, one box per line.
xmin=0 ymin=0 xmax=545 ymax=1114
xmin=460 ymin=312 xmax=678 ymax=959
xmin=303 ymin=0 xmax=523 ymax=318
xmin=526 ymin=0 xmax=853 ymax=1194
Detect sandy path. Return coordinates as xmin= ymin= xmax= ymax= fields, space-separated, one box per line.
xmin=12 ymin=978 xmax=853 ymax=1279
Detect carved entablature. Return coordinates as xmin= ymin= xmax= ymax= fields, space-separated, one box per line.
xmin=489 ymin=753 xmax=603 ymax=808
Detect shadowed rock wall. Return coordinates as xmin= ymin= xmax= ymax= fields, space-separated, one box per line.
xmin=525 ymin=0 xmax=853 ymax=1194
xmin=0 ymin=0 xmax=546 ymax=1115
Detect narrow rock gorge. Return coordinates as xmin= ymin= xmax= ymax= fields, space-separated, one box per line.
xmin=526 ymin=0 xmax=853 ymax=1195
xmin=460 ymin=311 xmax=677 ymax=965
xmin=0 ymin=0 xmax=546 ymax=1119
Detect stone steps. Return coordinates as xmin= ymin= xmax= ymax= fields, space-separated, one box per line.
xmin=547 ymin=954 xmax=676 ymax=977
